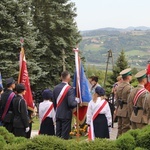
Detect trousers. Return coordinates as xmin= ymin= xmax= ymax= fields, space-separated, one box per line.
xmin=56 ymin=118 xmax=71 ymax=140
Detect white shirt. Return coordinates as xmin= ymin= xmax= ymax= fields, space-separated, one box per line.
xmin=39 ymin=100 xmax=56 ymax=123
xmin=86 ymin=97 xmax=112 ymax=126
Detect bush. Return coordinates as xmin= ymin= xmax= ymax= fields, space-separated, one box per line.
xmin=136 ymin=126 xmax=150 ymax=149
xmin=0 ymin=135 xmax=6 ymax=149
xmin=13 ymin=137 xmax=28 ymax=144
xmin=134 ymin=147 xmax=148 ymax=150
xmin=116 ymin=133 xmax=136 ymax=150
xmin=0 ymin=127 xmax=15 ymax=144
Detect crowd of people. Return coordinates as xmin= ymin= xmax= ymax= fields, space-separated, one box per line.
xmin=0 ymin=68 xmax=150 ymax=140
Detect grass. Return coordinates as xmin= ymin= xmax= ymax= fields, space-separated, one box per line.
xmin=125 ymin=50 xmax=148 ymax=56
xmin=32 ymin=117 xmax=40 ymax=130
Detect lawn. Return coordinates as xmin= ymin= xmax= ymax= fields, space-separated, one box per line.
xmin=32 ymin=117 xmax=40 ymax=130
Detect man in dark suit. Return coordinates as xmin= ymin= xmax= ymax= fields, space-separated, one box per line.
xmin=53 ymin=71 xmax=77 ymax=139
xmin=0 ymin=77 xmax=16 ymax=132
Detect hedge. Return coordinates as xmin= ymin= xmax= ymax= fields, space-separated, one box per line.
xmin=0 ymin=125 xmax=150 ymax=149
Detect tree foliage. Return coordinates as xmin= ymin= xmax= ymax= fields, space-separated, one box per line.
xmin=0 ymin=0 xmax=81 ymax=90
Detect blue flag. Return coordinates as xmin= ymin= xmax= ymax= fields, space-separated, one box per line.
xmin=0 ymin=72 xmax=3 ymax=88
xmin=73 ymin=63 xmax=92 ymax=103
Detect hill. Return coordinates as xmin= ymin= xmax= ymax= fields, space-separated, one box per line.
xmin=79 ymin=27 xmax=150 ymax=69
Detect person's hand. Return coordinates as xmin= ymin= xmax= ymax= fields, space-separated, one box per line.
xmin=75 ymin=97 xmax=80 ymax=103
xmin=25 ymin=127 xmax=30 ymax=133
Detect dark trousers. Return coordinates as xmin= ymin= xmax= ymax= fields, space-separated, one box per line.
xmin=3 ymin=123 xmax=13 ymax=133
xmin=56 ymin=118 xmax=71 ymax=140
xmin=13 ymin=128 xmax=26 ymax=138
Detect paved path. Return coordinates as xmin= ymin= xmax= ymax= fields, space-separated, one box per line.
xmin=31 ymin=123 xmax=118 ymax=140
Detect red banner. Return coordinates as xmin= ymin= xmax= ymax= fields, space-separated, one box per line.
xmin=145 ymin=62 xmax=150 ymax=92
xmin=18 ymin=47 xmax=34 ymax=111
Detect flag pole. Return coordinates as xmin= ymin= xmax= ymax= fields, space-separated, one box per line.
xmin=76 ymin=103 xmax=80 ymax=142
xmin=74 ymin=48 xmax=80 ymax=142
xmin=18 ymin=37 xmax=24 ymax=83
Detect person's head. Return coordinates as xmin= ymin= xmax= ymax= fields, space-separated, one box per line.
xmin=120 ymin=68 xmax=132 ymax=82
xmin=135 ymin=70 xmax=147 ymax=85
xmin=88 ymin=76 xmax=94 ymax=84
xmin=16 ymin=83 xmax=26 ymax=95
xmin=61 ymin=71 xmax=71 ymax=83
xmin=5 ymin=77 xmax=16 ymax=90
xmin=117 ymin=75 xmax=123 ymax=83
xmin=93 ymin=86 xmax=105 ymax=101
xmin=91 ymin=76 xmax=99 ymax=86
xmin=42 ymin=89 xmax=53 ymax=101
xmin=0 ymin=85 xmax=3 ymax=94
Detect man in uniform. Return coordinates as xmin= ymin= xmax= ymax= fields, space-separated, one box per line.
xmin=128 ymin=70 xmax=150 ymax=129
xmin=53 ymin=71 xmax=77 ymax=140
xmin=0 ymin=77 xmax=16 ymax=132
xmin=116 ymin=68 xmax=132 ymax=137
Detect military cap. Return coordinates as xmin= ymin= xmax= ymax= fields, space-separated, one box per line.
xmin=135 ymin=70 xmax=147 ymax=79
xmin=6 ymin=77 xmax=15 ymax=86
xmin=16 ymin=83 xmax=26 ymax=92
xmin=120 ymin=68 xmax=132 ymax=77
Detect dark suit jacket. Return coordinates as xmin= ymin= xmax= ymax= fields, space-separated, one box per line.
xmin=53 ymin=82 xmax=77 ymax=120
xmin=0 ymin=89 xmax=15 ymax=122
xmin=13 ymin=95 xmax=29 ymax=128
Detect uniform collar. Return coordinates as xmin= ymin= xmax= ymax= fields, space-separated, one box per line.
xmin=138 ymin=84 xmax=144 ymax=88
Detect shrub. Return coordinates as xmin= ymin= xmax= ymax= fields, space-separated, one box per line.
xmin=134 ymin=147 xmax=148 ymax=150
xmin=116 ymin=133 xmax=136 ymax=150
xmin=13 ymin=137 xmax=28 ymax=144
xmin=136 ymin=128 xmax=150 ymax=149
xmin=0 ymin=127 xmax=15 ymax=144
xmin=86 ymin=139 xmax=118 ymax=150
xmin=0 ymin=135 xmax=6 ymax=149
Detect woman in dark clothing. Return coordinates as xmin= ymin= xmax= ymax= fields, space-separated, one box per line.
xmin=13 ymin=84 xmax=29 ymax=137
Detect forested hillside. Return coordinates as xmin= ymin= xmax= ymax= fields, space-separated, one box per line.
xmin=79 ymin=27 xmax=150 ymax=68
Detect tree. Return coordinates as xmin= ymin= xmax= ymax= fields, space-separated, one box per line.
xmin=111 ymin=49 xmax=129 ymax=83
xmin=31 ymin=0 xmax=81 ymax=89
xmin=0 ymin=0 xmax=41 ymax=87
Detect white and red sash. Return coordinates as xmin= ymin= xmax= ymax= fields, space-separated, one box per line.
xmin=133 ymin=88 xmax=147 ymax=106
xmin=88 ymin=100 xmax=107 ymax=141
xmin=39 ymin=103 xmax=54 ymax=134
xmin=41 ymin=104 xmax=54 ymax=123
xmin=56 ymin=84 xmax=71 ymax=108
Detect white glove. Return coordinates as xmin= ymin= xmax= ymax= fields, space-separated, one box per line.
xmin=75 ymin=97 xmax=80 ymax=103
xmin=25 ymin=127 xmax=30 ymax=133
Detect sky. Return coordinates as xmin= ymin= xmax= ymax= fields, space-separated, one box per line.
xmin=71 ymin=0 xmax=150 ymax=31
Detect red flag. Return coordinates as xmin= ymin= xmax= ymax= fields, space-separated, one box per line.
xmin=145 ymin=62 xmax=150 ymax=92
xmin=18 ymin=47 xmax=34 ymax=111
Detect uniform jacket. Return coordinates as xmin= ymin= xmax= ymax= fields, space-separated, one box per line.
xmin=0 ymin=89 xmax=15 ymax=122
xmin=116 ymin=81 xmax=132 ymax=117
xmin=53 ymin=82 xmax=77 ymax=120
xmin=128 ymin=85 xmax=150 ymax=124
xmin=13 ymin=95 xmax=29 ymax=128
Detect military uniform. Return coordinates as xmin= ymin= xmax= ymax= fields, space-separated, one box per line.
xmin=116 ymin=68 xmax=132 ymax=137
xmin=128 ymin=70 xmax=150 ymax=129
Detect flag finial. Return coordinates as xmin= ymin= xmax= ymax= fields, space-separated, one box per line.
xmin=20 ymin=37 xmax=24 ymax=47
